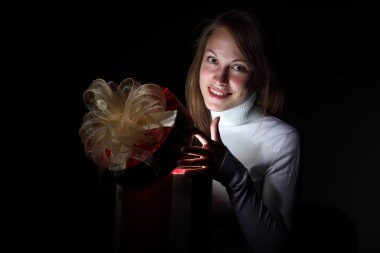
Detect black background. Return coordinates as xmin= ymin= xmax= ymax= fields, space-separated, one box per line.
xmin=2 ymin=1 xmax=379 ymax=253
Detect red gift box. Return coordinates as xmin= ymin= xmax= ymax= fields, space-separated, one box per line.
xmin=115 ymin=169 xmax=212 ymax=253
xmin=80 ymin=78 xmax=212 ymax=252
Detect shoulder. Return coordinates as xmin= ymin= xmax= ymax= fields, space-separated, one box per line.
xmin=258 ymin=115 xmax=298 ymax=138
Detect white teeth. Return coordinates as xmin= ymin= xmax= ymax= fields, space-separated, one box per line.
xmin=210 ymin=88 xmax=226 ymax=96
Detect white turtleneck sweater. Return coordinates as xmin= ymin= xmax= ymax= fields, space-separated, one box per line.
xmin=210 ymin=93 xmax=300 ymax=253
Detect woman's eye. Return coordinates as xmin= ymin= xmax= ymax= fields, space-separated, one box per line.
xmin=207 ymin=56 xmax=217 ymax=64
xmin=233 ymin=64 xmax=248 ymax=72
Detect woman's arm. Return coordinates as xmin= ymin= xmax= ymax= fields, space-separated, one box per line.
xmin=215 ymin=130 xmax=300 ymax=252
xmin=178 ymin=117 xmax=300 ymax=252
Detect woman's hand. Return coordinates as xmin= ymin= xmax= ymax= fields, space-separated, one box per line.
xmin=177 ymin=116 xmax=227 ymax=172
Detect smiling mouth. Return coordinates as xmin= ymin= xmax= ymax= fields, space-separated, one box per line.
xmin=209 ymin=87 xmax=231 ymax=98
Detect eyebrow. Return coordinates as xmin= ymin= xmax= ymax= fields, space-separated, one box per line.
xmin=204 ymin=49 xmax=249 ymax=65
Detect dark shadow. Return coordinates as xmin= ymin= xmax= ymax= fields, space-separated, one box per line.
xmin=293 ymin=203 xmax=357 ymax=253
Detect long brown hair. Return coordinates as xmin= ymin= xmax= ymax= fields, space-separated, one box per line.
xmin=185 ymin=10 xmax=283 ymax=136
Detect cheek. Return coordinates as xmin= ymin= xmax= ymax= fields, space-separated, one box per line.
xmin=200 ymin=63 xmax=213 ymax=77
xmin=231 ymin=74 xmax=251 ymax=91
xmin=199 ymin=64 xmax=210 ymax=86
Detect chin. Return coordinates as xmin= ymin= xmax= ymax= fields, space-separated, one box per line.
xmin=206 ymin=104 xmax=226 ymax=112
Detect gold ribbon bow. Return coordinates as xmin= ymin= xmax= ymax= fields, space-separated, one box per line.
xmin=79 ymin=78 xmax=176 ymax=172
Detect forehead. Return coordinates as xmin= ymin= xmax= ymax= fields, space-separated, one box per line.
xmin=205 ymin=26 xmax=244 ymax=60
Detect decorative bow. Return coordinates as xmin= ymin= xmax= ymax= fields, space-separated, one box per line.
xmin=79 ymin=78 xmax=176 ymax=172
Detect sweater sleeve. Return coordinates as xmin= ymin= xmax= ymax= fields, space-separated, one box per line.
xmin=213 ymin=130 xmax=300 ymax=253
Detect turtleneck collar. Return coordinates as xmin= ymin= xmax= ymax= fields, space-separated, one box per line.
xmin=210 ymin=92 xmax=262 ymax=126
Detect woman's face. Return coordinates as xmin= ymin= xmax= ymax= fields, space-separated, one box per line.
xmin=199 ymin=26 xmax=253 ymax=112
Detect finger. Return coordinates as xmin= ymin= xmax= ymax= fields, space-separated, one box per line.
xmin=193 ymin=130 xmax=210 ymax=146
xmin=177 ymin=157 xmax=209 ymax=168
xmin=181 ymin=146 xmax=212 ymax=157
xmin=210 ymin=116 xmax=222 ymax=142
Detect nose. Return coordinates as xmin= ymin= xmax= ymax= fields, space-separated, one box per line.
xmin=213 ymin=66 xmax=228 ymax=86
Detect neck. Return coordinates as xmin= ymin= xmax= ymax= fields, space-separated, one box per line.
xmin=210 ymin=92 xmax=261 ymax=126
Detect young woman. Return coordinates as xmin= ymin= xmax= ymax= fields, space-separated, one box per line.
xmin=178 ymin=10 xmax=300 ymax=253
